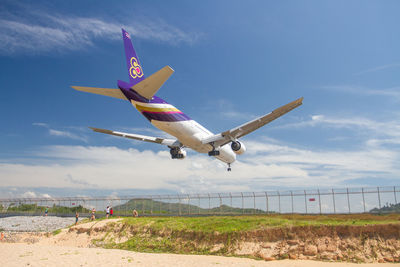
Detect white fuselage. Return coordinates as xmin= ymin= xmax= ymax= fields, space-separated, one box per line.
xmin=130 ymin=99 xmax=237 ymax=164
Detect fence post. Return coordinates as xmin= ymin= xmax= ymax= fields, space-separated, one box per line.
xmin=229 ymin=193 xmax=232 ymax=208
xmin=290 ymin=191 xmax=294 ymax=214
xmin=332 ymin=189 xmax=336 ymax=214
xmin=168 ymin=196 xmax=172 ymax=215
xmin=304 ymin=190 xmax=307 ymax=214
xmin=188 ymin=194 xmax=191 ymax=215
xmin=362 ymin=188 xmax=366 ymax=213
xmin=253 ymin=192 xmax=256 ymax=214
xmin=198 ymin=194 xmax=200 ymax=215
xmin=277 ymin=191 xmax=281 ymax=214
xmin=159 ymin=196 xmax=162 ymax=215
xmin=318 ymin=189 xmax=322 ymax=215
xmin=346 ymin=188 xmax=351 ymax=214
xmin=377 ymin=187 xmax=381 ymax=209
xmin=218 ymin=193 xmax=222 ymax=214
xmin=151 ymin=196 xmax=153 ymax=214
xmin=394 ymin=186 xmax=397 ymax=205
xmin=178 ymin=195 xmax=181 ymax=216
xmin=241 ymin=192 xmax=244 ymax=214
xmin=208 ymin=193 xmax=211 ymax=214
xmin=265 ymin=192 xmax=269 ymax=214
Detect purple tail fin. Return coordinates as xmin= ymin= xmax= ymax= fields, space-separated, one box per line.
xmin=122 ymin=28 xmax=146 ymax=86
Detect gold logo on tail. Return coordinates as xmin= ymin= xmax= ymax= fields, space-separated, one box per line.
xmin=129 ymin=57 xmax=144 ymax=79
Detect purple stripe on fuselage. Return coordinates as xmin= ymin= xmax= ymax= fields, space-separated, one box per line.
xmin=142 ymin=111 xmax=191 ymax=122
xmin=118 ymin=80 xmax=167 ymax=104
xmin=118 ymin=80 xmax=191 ymax=122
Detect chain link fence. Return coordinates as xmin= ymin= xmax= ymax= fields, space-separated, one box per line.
xmin=0 ymin=186 xmax=398 ymax=217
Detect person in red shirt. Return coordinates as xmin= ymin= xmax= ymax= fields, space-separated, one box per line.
xmin=110 ymin=207 xmax=113 ymax=217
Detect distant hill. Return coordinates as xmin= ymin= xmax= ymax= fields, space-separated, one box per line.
xmin=370 ymin=203 xmax=400 ymax=213
xmin=113 ymin=198 xmax=266 ymax=215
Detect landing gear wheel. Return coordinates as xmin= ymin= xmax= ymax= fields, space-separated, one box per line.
xmin=227 ymin=163 xmax=231 ymax=171
xmin=208 ymin=150 xmax=220 ymax=156
xmin=208 ymin=142 xmax=220 ymax=156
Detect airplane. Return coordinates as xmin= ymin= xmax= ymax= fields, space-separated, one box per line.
xmin=72 ymin=29 xmax=303 ymax=171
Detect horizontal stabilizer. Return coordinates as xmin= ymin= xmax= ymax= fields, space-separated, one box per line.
xmin=132 ymin=65 xmax=174 ymax=100
xmin=90 ymin=127 xmax=181 ymax=147
xmin=71 ymin=86 xmax=127 ymax=100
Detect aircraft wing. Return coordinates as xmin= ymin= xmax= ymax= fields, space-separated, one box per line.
xmin=202 ymin=97 xmax=303 ymax=147
xmin=90 ymin=127 xmax=181 ymax=147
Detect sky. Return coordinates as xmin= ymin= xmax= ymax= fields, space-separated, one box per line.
xmin=1 ymin=0 xmax=400 ymax=198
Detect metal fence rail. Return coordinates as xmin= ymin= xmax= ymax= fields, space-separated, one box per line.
xmin=0 ymin=186 xmax=398 ymax=217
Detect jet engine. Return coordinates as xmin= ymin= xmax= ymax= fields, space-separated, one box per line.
xmin=170 ymin=147 xmax=187 ymax=159
xmin=231 ymin=141 xmax=246 ymax=155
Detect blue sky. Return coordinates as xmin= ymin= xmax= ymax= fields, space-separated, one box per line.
xmin=1 ymin=0 xmax=400 ymax=197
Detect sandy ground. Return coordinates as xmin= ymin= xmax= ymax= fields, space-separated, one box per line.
xmin=0 ymin=218 xmax=396 ymax=266
xmin=0 ymin=243 xmax=394 ymax=267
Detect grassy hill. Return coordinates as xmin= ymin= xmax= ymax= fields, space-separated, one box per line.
xmin=113 ymin=198 xmax=265 ymax=215
xmin=370 ymin=203 xmax=400 ymax=213
xmin=78 ymin=213 xmax=400 ymax=263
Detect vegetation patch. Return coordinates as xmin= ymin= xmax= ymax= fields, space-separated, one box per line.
xmin=52 ymin=229 xmax=61 ymax=236
xmin=89 ymin=214 xmax=400 ymax=262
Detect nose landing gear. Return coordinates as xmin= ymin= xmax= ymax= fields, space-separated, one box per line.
xmin=227 ymin=163 xmax=231 ymax=172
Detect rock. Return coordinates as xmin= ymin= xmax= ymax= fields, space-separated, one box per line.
xmin=262 ymin=256 xmax=275 ymax=261
xmin=287 ymin=240 xmax=298 ymax=245
xmin=384 ymin=257 xmax=394 ymax=262
xmin=326 ymin=243 xmax=337 ymax=252
xmin=317 ymin=244 xmax=326 ymax=252
xmin=289 ymin=253 xmax=297 ymax=259
xmin=320 ymin=252 xmax=334 ymax=260
xmin=297 ymin=254 xmax=307 ymax=260
xmin=261 ymin=243 xmax=272 ymax=249
xmin=304 ymin=244 xmax=318 ymax=256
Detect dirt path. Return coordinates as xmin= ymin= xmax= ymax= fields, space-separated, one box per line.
xmin=0 ymin=243 xmax=393 ymax=267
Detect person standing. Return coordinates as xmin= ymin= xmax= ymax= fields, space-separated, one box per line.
xmin=91 ymin=208 xmax=96 ymax=221
xmin=44 ymin=207 xmax=48 ymax=217
xmin=75 ymin=212 xmax=79 ymax=225
xmin=106 ymin=206 xmax=110 ymax=219
xmin=133 ymin=209 xmax=138 ymax=217
xmin=110 ymin=207 xmax=113 ymax=217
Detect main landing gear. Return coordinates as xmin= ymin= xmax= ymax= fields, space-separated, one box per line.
xmin=208 ymin=150 xmax=220 ymax=156
xmin=227 ymin=163 xmax=231 ymax=172
xmin=208 ymin=142 xmax=220 ymax=156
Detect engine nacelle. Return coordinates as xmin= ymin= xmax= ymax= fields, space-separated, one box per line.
xmin=170 ymin=147 xmax=187 ymax=159
xmin=231 ymin=141 xmax=246 ymax=155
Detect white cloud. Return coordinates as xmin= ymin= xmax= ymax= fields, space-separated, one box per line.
xmin=321 ymin=85 xmax=400 ymax=101
xmin=354 ymin=63 xmax=400 ymax=75
xmin=48 ymin=129 xmax=88 ymax=142
xmin=33 ymin=123 xmax=88 ymax=142
xmin=0 ymin=9 xmax=201 ymax=55
xmin=275 ymin=114 xmax=400 ymax=147
xmin=21 ymin=191 xmax=37 ymax=198
xmin=0 ymin=136 xmax=399 ymax=193
xmin=32 ymin=122 xmax=48 ymax=127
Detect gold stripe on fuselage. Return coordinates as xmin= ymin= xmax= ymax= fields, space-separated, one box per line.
xmin=135 ymin=103 xmax=180 ymax=113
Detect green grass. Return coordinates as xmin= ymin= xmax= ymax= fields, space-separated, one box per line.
xmin=52 ymin=229 xmax=61 ymax=235
xmin=96 ymin=214 xmax=400 ymax=261
xmin=121 ymin=214 xmax=400 ymax=233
